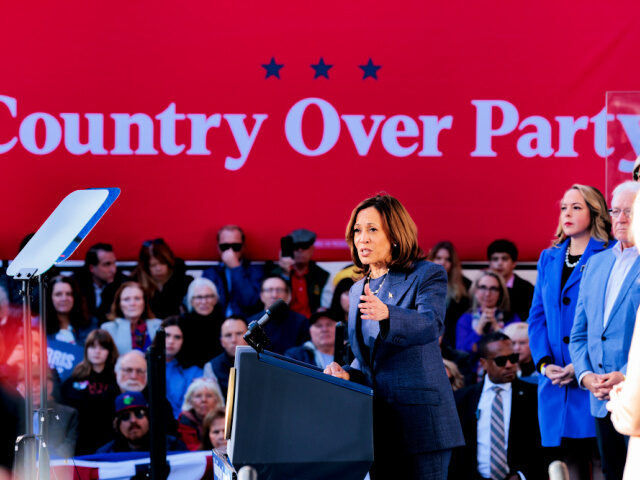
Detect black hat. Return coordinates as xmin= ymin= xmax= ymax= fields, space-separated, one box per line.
xmin=309 ymin=309 xmax=340 ymax=325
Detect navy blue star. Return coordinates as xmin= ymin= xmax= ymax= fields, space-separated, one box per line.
xmin=262 ymin=57 xmax=284 ymax=79
xmin=311 ymin=58 xmax=333 ymax=79
xmin=359 ymin=58 xmax=381 ymax=80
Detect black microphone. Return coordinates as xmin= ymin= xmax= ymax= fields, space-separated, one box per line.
xmin=244 ymin=299 xmax=289 ymax=353
xmin=256 ymin=299 xmax=288 ymax=327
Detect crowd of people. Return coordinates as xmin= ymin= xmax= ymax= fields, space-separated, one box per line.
xmin=1 ymin=180 xmax=640 ymax=479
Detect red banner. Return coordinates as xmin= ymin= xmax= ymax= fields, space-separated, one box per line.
xmin=2 ymin=1 xmax=640 ymax=261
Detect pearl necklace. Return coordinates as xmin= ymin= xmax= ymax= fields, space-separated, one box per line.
xmin=565 ymin=246 xmax=581 ymax=268
xmin=367 ymin=269 xmax=389 ymax=296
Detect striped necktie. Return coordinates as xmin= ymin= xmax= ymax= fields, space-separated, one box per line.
xmin=490 ymin=385 xmax=509 ymax=480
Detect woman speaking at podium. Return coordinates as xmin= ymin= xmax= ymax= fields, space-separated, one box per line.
xmin=324 ymin=194 xmax=463 ymax=480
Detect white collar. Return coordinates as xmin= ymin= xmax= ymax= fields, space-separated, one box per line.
xmin=482 ymin=374 xmax=513 ymax=394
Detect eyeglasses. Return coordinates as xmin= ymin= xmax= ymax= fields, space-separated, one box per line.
xmin=219 ymin=243 xmax=243 ymax=252
xmin=121 ymin=367 xmax=146 ymax=377
xmin=192 ymin=294 xmax=216 ymax=302
xmin=476 ymin=285 xmax=500 ymax=293
xmin=262 ymin=287 xmax=287 ymax=294
xmin=293 ymin=241 xmax=314 ymax=251
xmin=488 ymin=353 xmax=519 ymax=367
xmin=117 ymin=408 xmax=147 ymax=423
xmin=608 ymin=208 xmax=632 ymax=218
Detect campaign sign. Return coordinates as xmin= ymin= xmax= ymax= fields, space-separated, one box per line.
xmin=47 ymin=339 xmax=84 ymax=382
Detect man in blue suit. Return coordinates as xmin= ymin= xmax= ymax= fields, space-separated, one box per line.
xmin=570 ymin=181 xmax=640 ymax=480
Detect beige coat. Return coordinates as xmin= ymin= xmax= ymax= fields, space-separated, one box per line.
xmin=608 ymin=309 xmax=640 ymax=480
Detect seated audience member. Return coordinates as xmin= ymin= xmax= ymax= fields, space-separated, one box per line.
xmin=487 ymin=239 xmax=534 ymax=321
xmin=440 ymin=336 xmax=474 ymax=386
xmin=203 ymin=317 xmax=248 ymax=393
xmin=503 ymin=322 xmax=537 ymax=383
xmin=96 ymin=391 xmax=186 ymax=453
xmin=73 ymin=243 xmax=127 ymax=325
xmin=102 ymin=281 xmax=161 ymax=354
xmin=162 ymin=317 xmax=203 ymax=418
xmin=443 ymin=358 xmax=465 ymax=391
xmin=449 ymin=332 xmax=548 ymax=480
xmin=201 ymin=408 xmax=227 ymax=451
xmin=17 ymin=368 xmax=78 ymax=459
xmin=115 ymin=350 xmax=178 ymax=435
xmin=46 ymin=276 xmax=93 ymax=346
xmin=330 ymin=278 xmax=354 ymax=323
xmin=202 ymin=225 xmax=264 ymax=318
xmin=132 ymin=238 xmax=193 ymax=319
xmin=456 ymin=270 xmax=519 ymax=357
xmin=178 ymin=379 xmax=224 ymax=451
xmin=285 ymin=309 xmax=338 ymax=369
xmin=272 ymin=229 xmax=330 ymax=318
xmin=248 ymin=275 xmax=310 ymax=354
xmin=180 ymin=278 xmax=225 ymax=368
xmin=0 ymin=233 xmax=40 ymax=315
xmin=61 ymin=329 xmax=120 ymax=455
xmin=427 ymin=241 xmax=470 ymax=348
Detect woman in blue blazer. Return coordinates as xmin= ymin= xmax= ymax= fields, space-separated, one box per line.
xmin=324 ymin=194 xmax=463 ymax=480
xmin=528 ymin=184 xmax=612 ymax=475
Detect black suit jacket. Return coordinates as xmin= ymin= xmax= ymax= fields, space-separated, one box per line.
xmin=449 ymin=378 xmax=548 ymax=480
xmin=509 ymin=274 xmax=534 ymax=321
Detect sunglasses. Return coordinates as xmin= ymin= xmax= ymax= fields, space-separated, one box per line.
xmin=117 ymin=407 xmax=146 ymax=423
xmin=219 ymin=243 xmax=243 ymax=252
xmin=142 ymin=238 xmax=165 ymax=247
xmin=293 ymin=241 xmax=314 ymax=250
xmin=489 ymin=353 xmax=519 ymax=367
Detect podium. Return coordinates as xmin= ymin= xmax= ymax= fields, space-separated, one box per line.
xmin=227 ymin=347 xmax=373 ymax=480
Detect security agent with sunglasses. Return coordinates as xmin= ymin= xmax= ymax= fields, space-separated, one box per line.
xmin=202 ymin=225 xmax=264 ymax=318
xmin=449 ymin=332 xmax=548 ymax=480
xmin=96 ymin=392 xmax=186 ymax=453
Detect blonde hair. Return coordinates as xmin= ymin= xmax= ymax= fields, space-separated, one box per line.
xmin=443 ymin=359 xmax=464 ymax=391
xmin=552 ymin=184 xmax=611 ymax=247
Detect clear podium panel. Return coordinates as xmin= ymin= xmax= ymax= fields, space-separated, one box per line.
xmin=228 ymin=347 xmax=373 ymax=480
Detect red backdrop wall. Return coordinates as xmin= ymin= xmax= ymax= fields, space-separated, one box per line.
xmin=2 ymin=1 xmax=640 ymax=261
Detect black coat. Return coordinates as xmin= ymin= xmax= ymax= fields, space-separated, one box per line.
xmin=449 ymin=378 xmax=549 ymax=480
xmin=508 ymin=274 xmax=534 ymax=321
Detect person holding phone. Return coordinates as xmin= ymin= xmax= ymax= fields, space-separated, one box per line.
xmin=273 ymin=228 xmax=330 ymax=318
xmin=202 ymin=225 xmax=264 ymax=318
xmin=324 ymin=194 xmax=463 ymax=479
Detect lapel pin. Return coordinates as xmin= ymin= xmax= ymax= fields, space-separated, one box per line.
xmin=388 ymin=292 xmax=393 ymax=299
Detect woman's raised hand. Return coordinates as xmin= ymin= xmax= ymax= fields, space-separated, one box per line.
xmin=359 ymin=283 xmax=390 ymax=321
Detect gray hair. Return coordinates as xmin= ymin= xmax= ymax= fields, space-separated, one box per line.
xmin=186 ymin=277 xmax=219 ymax=312
xmin=114 ymin=349 xmax=146 ymax=373
xmin=181 ymin=377 xmax=225 ymax=412
xmin=612 ymin=180 xmax=640 ymax=205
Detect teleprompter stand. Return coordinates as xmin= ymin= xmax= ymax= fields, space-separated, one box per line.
xmin=8 ymin=188 xmax=119 ymax=480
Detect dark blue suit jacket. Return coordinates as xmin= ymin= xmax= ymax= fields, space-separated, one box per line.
xmin=348 ymin=260 xmax=464 ymax=455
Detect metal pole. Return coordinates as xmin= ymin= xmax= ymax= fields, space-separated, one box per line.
xmin=148 ymin=328 xmax=167 ymax=480
xmin=21 ymin=277 xmax=35 ymax=480
xmin=37 ymin=275 xmax=50 ymax=480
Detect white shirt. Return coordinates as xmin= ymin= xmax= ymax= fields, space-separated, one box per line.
xmin=477 ymin=377 xmax=513 ymax=479
xmin=603 ymin=241 xmax=639 ymax=327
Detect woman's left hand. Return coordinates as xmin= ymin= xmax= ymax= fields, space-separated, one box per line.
xmin=359 ymin=283 xmax=390 ymax=321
